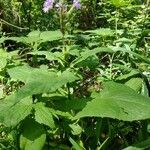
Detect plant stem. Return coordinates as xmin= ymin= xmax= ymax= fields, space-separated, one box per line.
xmin=115 ymin=9 xmax=119 ymax=39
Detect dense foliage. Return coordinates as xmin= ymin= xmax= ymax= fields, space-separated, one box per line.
xmin=0 ymin=0 xmax=150 ymax=149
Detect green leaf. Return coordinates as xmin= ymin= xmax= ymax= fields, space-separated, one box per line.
xmin=69 ymin=137 xmax=84 ymax=150
xmin=34 ymin=103 xmax=55 ymax=128
xmin=85 ymin=28 xmax=114 ymax=36
xmin=69 ymin=124 xmax=83 ymax=135
xmin=0 ymin=49 xmax=9 ymax=70
xmin=8 ymin=65 xmax=78 ymax=84
xmin=109 ymin=46 xmax=150 ymax=64
xmin=20 ymin=118 xmax=46 ymax=150
xmin=0 ymin=97 xmax=32 ymax=127
xmin=74 ymin=82 xmax=150 ymax=121
xmin=27 ymin=31 xmax=41 ymax=37
xmin=7 ymin=66 xmax=79 ymax=104
xmin=7 ymin=30 xmax=61 ymax=45
xmin=0 ymin=84 xmax=4 ymax=99
xmin=133 ymin=138 xmax=150 ymax=149
xmin=40 ymin=30 xmax=62 ymax=42
xmin=110 ymin=0 xmax=132 ymax=7
xmin=125 ymin=78 xmax=143 ymax=92
xmin=116 ymin=70 xmax=140 ymax=81
xmin=122 ymin=146 xmax=142 ymax=150
xmin=71 ymin=47 xmax=112 ymax=66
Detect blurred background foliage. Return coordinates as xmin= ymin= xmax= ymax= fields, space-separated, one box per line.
xmin=0 ymin=0 xmax=149 ymax=33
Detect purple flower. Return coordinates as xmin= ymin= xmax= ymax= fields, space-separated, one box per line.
xmin=73 ymin=0 xmax=81 ymax=9
xmin=43 ymin=0 xmax=54 ymax=13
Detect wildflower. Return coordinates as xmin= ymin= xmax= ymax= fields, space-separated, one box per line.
xmin=73 ymin=0 xmax=81 ymax=9
xmin=43 ymin=0 xmax=54 ymax=13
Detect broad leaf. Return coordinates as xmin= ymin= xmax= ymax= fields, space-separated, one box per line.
xmin=0 ymin=97 xmax=32 ymax=127
xmin=20 ymin=118 xmax=46 ymax=150
xmin=34 ymin=103 xmax=55 ymax=128
xmin=40 ymin=30 xmax=62 ymax=42
xmin=125 ymin=78 xmax=143 ymax=92
xmin=74 ymin=82 xmax=150 ymax=121
xmin=7 ymin=66 xmax=79 ymax=104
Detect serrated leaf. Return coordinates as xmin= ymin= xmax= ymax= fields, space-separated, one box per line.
xmin=74 ymin=82 xmax=150 ymax=121
xmin=34 ymin=103 xmax=55 ymax=128
xmin=0 ymin=97 xmax=32 ymax=127
xmin=7 ymin=66 xmax=79 ymax=103
xmin=20 ymin=118 xmax=46 ymax=150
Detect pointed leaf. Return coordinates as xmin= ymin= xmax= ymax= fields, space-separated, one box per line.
xmin=34 ymin=103 xmax=55 ymax=128
xmin=74 ymin=82 xmax=150 ymax=121
xmin=0 ymin=97 xmax=32 ymax=127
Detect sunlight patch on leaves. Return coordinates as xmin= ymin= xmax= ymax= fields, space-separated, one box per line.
xmin=74 ymin=82 xmax=150 ymax=121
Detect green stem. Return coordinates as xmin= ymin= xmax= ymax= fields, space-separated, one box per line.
xmin=96 ymin=118 xmax=103 ymax=143
xmin=109 ymin=53 xmax=115 ymax=80
xmin=115 ymin=9 xmax=119 ymax=39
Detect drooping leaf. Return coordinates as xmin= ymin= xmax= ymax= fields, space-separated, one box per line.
xmin=34 ymin=103 xmax=55 ymax=128
xmin=74 ymin=82 xmax=150 ymax=121
xmin=20 ymin=118 xmax=46 ymax=150
xmin=109 ymin=46 xmax=150 ymax=64
xmin=71 ymin=47 xmax=112 ymax=66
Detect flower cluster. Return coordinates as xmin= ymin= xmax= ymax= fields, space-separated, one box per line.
xmin=73 ymin=0 xmax=81 ymax=9
xmin=43 ymin=0 xmax=81 ymax=13
xmin=43 ymin=0 xmax=54 ymax=13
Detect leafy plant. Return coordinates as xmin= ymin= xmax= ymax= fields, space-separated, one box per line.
xmin=0 ymin=0 xmax=150 ymax=149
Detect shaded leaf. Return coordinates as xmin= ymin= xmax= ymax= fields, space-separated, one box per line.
xmin=20 ymin=118 xmax=46 ymax=150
